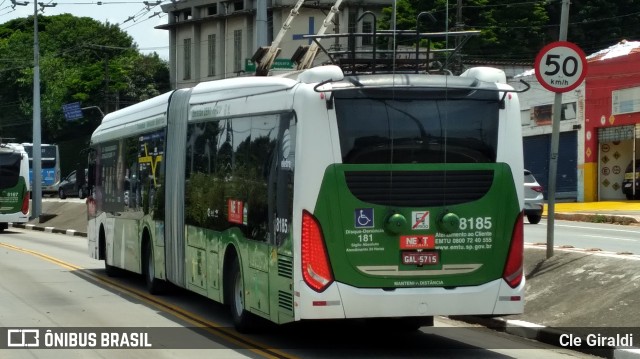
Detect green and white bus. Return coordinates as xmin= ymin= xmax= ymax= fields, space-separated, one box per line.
xmin=87 ymin=64 xmax=525 ymax=331
xmin=0 ymin=143 xmax=30 ymax=232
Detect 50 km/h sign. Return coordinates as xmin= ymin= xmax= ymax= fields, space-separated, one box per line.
xmin=535 ymin=41 xmax=587 ymax=93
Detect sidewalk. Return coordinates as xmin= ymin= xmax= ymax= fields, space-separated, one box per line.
xmin=549 ymin=201 xmax=640 ymax=225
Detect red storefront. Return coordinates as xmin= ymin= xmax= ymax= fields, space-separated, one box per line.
xmin=584 ymin=40 xmax=640 ymax=201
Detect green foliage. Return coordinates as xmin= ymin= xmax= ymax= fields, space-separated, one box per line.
xmin=378 ymin=0 xmax=640 ymax=67
xmin=0 ymin=14 xmax=169 ymax=144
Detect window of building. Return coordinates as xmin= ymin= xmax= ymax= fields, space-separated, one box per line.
xmin=362 ymin=21 xmax=372 ymax=46
xmin=207 ymin=5 xmax=217 ymax=16
xmin=233 ymin=30 xmax=242 ymax=73
xmin=348 ymin=11 xmax=357 ymax=33
xmin=208 ymin=34 xmax=216 ymax=77
xmin=184 ymin=9 xmax=192 ymax=21
xmin=233 ymin=1 xmax=243 ymax=11
xmin=184 ymin=38 xmax=191 ymax=80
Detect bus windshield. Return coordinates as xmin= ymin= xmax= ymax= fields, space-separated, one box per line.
xmin=334 ymin=89 xmax=499 ymax=164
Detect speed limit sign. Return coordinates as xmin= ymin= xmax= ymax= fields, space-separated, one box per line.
xmin=535 ymin=41 xmax=587 ymax=93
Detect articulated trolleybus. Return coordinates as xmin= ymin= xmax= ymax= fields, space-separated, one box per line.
xmin=0 ymin=142 xmax=30 ymax=232
xmin=87 ymin=36 xmax=525 ymax=332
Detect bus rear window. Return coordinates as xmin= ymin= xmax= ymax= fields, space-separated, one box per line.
xmin=0 ymin=153 xmax=21 ymax=189
xmin=334 ymin=89 xmax=499 ymax=164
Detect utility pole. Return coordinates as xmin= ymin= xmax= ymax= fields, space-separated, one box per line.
xmin=546 ymin=0 xmax=571 ymax=259
xmin=11 ymin=0 xmax=57 ymax=219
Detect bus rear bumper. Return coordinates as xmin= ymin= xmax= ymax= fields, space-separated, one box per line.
xmin=4 ymin=214 xmax=29 ymax=224
xmin=296 ymin=277 xmax=525 ymax=320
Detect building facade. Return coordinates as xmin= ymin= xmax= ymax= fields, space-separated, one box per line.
xmin=584 ymin=40 xmax=640 ymax=201
xmin=514 ymin=71 xmax=585 ymax=201
xmin=158 ymin=0 xmax=391 ymax=89
xmin=515 ymin=40 xmax=640 ymax=203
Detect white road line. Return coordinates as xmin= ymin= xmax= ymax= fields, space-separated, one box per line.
xmin=583 ymin=234 xmax=637 ymax=242
xmin=555 ymin=223 xmax=640 ymax=234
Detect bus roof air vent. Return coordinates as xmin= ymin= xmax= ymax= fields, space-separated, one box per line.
xmin=460 ymin=67 xmax=507 ymax=84
xmin=297 ymin=65 xmax=344 ymax=84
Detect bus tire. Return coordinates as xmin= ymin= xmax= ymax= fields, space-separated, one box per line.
xmin=143 ymin=240 xmax=165 ymax=295
xmin=0 ymin=223 xmax=7 ymax=232
xmin=228 ymin=257 xmax=259 ymax=333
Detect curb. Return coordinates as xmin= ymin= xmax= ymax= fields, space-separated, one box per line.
xmin=452 ymin=316 xmax=640 ymax=359
xmin=10 ymin=223 xmax=87 ymax=237
xmin=549 ymin=213 xmax=640 ymax=225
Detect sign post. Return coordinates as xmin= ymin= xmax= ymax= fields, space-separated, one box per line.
xmin=534 ymin=37 xmax=587 ymax=258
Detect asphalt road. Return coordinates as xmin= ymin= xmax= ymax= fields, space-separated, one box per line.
xmin=0 ymin=229 xmax=602 ymax=359
xmin=0 ymin=229 xmax=254 ymax=359
xmin=525 ymin=219 xmax=640 ymax=254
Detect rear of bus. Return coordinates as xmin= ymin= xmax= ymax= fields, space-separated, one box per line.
xmin=22 ymin=143 xmax=61 ymax=194
xmin=0 ymin=144 xmax=30 ymax=231
xmin=293 ymin=67 xmax=524 ymax=321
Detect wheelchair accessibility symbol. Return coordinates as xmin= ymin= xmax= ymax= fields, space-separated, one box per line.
xmin=354 ymin=208 xmax=374 ymax=228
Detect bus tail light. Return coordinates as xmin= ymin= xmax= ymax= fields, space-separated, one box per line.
xmin=301 ymin=210 xmax=333 ymax=292
xmin=503 ymin=212 xmax=523 ymax=288
xmin=21 ymin=191 xmax=30 ymax=215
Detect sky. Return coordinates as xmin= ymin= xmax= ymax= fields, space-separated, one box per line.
xmin=0 ymin=0 xmax=170 ymax=60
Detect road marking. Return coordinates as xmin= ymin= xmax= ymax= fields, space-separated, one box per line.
xmin=555 ymin=223 xmax=640 ymax=234
xmin=0 ymin=241 xmax=297 ymax=359
xmin=582 ymin=234 xmax=637 ymax=242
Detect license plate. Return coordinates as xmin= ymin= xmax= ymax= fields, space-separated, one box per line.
xmin=402 ymin=251 xmax=439 ymax=265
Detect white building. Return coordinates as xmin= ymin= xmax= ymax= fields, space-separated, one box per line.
xmin=512 ymin=69 xmax=585 ymax=201
xmin=158 ymin=0 xmax=392 ymax=89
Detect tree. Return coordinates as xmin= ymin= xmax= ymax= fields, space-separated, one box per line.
xmin=0 ymin=14 xmax=169 ymax=144
xmin=379 ymin=0 xmax=549 ymax=66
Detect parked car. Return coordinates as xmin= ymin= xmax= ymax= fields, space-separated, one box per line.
xmin=524 ymin=169 xmax=544 ymax=224
xmin=622 ymin=159 xmax=640 ymax=200
xmin=58 ymin=170 xmax=88 ymax=199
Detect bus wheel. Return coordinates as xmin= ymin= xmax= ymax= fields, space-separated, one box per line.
xmin=0 ymin=223 xmax=7 ymax=232
xmin=229 ymin=258 xmax=259 ymax=333
xmin=143 ymin=241 xmax=165 ymax=295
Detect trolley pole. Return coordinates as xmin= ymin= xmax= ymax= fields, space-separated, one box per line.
xmin=546 ymin=0 xmax=571 ymax=258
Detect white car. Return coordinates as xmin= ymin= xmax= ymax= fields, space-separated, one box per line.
xmin=524 ymin=169 xmax=544 ymax=224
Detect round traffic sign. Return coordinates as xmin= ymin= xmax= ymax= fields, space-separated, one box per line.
xmin=535 ymin=41 xmax=587 ymax=93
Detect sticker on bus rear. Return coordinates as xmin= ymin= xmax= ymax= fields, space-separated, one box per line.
xmin=354 ymin=208 xmax=374 ymax=228
xmin=412 ymin=211 xmax=430 ymax=229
